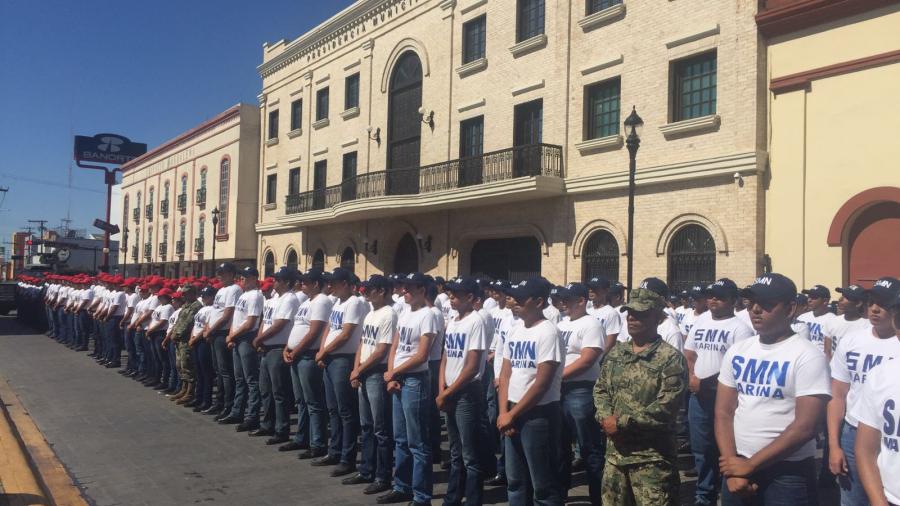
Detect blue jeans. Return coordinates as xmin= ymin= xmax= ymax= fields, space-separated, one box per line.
xmin=123 ymin=327 xmax=136 ymax=371
xmin=211 ymin=332 xmax=234 ymax=410
xmin=392 ymin=371 xmax=432 ymax=503
xmin=105 ymin=317 xmax=123 ymax=364
xmin=359 ymin=366 xmax=393 ymax=482
xmin=689 ymin=391 xmax=720 ymax=505
xmin=429 ymin=359 xmax=443 ymax=464
xmin=56 ymin=309 xmax=67 ymax=342
xmin=194 ymin=340 xmax=215 ymax=407
xmin=293 ymin=354 xmax=327 ymax=450
xmin=721 ymin=457 xmax=818 ymax=506
xmin=323 ymin=354 xmax=359 ymax=464
xmin=231 ymin=334 xmax=261 ymax=422
xmin=484 ymin=366 xmax=504 ymax=478
xmin=560 ymin=382 xmax=605 ymax=505
xmin=505 ymin=401 xmax=563 ymax=506
xmin=152 ymin=332 xmax=168 ymax=381
xmin=288 ymin=356 xmax=310 ymax=446
xmin=133 ymin=329 xmax=146 ymax=374
xmin=259 ymin=347 xmax=290 ymax=435
xmin=167 ymin=341 xmax=179 ymax=390
xmin=445 ymin=380 xmax=491 ymax=506
xmin=839 ymin=424 xmax=867 ymax=506
xmin=78 ymin=311 xmax=91 ymax=349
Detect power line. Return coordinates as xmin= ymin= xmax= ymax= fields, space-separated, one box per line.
xmin=0 ymin=172 xmax=106 ymax=194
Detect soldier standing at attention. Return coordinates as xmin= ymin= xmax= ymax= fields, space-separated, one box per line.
xmin=594 ymin=288 xmax=687 ymax=506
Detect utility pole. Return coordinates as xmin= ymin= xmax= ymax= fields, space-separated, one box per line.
xmin=22 ymin=226 xmax=34 ymax=258
xmin=28 ymin=220 xmax=48 ymax=255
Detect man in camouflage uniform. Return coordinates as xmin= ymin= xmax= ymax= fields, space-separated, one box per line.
xmin=594 ymin=288 xmax=687 ymax=505
xmin=170 ymin=285 xmax=203 ymax=406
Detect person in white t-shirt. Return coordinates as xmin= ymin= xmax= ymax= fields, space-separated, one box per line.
xmin=190 ymin=287 xmax=217 ymax=412
xmin=586 ymin=276 xmax=623 ymax=352
xmin=827 ymin=276 xmax=900 ymax=504
xmin=253 ymin=267 xmax=300 ymax=444
xmin=119 ymin=281 xmax=140 ymax=372
xmin=436 ymin=277 xmax=491 ymax=506
xmin=315 ymin=267 xmax=368 ymax=475
xmin=206 ymin=263 xmax=242 ymax=419
xmin=680 ymin=285 xmax=708 ymax=337
xmin=222 ymin=266 xmax=265 ymax=431
xmin=425 ymin=281 xmax=446 ymax=466
xmin=498 ymin=277 xmax=564 ymax=505
xmin=831 ymin=284 xmax=870 ymax=347
xmin=850 ymin=292 xmax=900 ymax=506
xmin=161 ymin=292 xmax=185 ymax=394
xmin=485 ymin=280 xmax=514 ymax=486
xmin=284 ymin=268 xmax=333 ymax=458
xmin=380 ymin=272 xmax=438 ymax=505
xmin=146 ymin=287 xmax=174 ymax=388
xmin=797 ymin=285 xmax=838 ymax=360
xmin=684 ymin=279 xmax=754 ymax=506
xmin=716 ymin=273 xmax=831 ymax=504
xmin=346 ymin=274 xmax=397 ymax=494
xmin=556 ymin=282 xmax=605 ymax=504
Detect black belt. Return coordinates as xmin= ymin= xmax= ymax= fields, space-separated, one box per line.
xmin=259 ymin=344 xmax=285 ymax=351
xmin=397 ymin=370 xmax=428 ymax=381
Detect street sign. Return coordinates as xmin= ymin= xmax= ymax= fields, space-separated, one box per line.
xmin=74 ymin=134 xmax=147 ymax=165
xmin=93 ymin=218 xmax=120 ymax=235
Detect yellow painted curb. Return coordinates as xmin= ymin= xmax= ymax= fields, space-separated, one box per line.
xmin=0 ymin=377 xmax=88 ymax=506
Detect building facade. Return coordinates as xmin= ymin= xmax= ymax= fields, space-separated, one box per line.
xmin=759 ymin=0 xmax=900 ymax=288
xmin=119 ymin=104 xmax=261 ymax=277
xmin=255 ymin=0 xmax=767 ymax=289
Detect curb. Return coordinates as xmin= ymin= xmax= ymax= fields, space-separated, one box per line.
xmin=0 ymin=376 xmax=88 ymax=506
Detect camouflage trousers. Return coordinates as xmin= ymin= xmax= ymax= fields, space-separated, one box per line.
xmin=602 ymin=460 xmax=680 ymax=506
xmin=176 ymin=341 xmax=194 ymax=383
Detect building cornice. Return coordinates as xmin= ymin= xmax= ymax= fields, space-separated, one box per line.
xmin=756 ymin=0 xmax=896 ymax=38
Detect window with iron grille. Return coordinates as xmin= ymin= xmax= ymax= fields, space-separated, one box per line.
xmin=288 ymin=168 xmax=300 ymax=195
xmin=266 ymin=174 xmax=277 ymax=205
xmin=582 ymin=230 xmax=619 ymax=282
xmin=459 ymin=116 xmax=485 ymax=187
xmin=179 ymin=221 xmax=186 ymax=243
xmin=287 ymin=249 xmax=299 ymax=271
xmin=345 ymin=73 xmax=359 ymax=110
xmin=342 ymin=152 xmax=358 ymax=201
xmin=517 ymin=0 xmax=545 ymax=42
xmin=268 ymin=109 xmax=279 ymax=139
xmin=667 ymin=224 xmax=716 ymax=294
xmin=585 ymin=77 xmax=621 ymax=140
xmin=316 ymin=87 xmax=329 ymax=121
xmin=218 ymin=158 xmax=229 ymax=235
xmin=587 ymin=0 xmax=621 ymax=15
xmin=462 ymin=15 xmax=486 ymax=64
xmin=264 ymin=251 xmax=275 ymax=277
xmin=672 ymin=51 xmax=717 ymax=122
xmin=290 ymin=99 xmax=302 ymax=131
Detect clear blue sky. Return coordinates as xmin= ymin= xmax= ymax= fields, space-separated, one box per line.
xmin=0 ymin=0 xmax=352 ymax=246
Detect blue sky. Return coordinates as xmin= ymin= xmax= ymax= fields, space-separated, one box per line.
xmin=0 ymin=0 xmax=352 ymax=246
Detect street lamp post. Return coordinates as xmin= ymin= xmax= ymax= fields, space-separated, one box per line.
xmin=122 ymin=226 xmax=129 ymax=277
xmin=211 ymin=207 xmax=220 ymax=275
xmin=624 ymin=106 xmax=644 ymax=292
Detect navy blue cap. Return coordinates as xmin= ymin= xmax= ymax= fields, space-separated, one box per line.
xmin=240 ymin=266 xmax=260 ymax=278
xmin=703 ymin=278 xmax=739 ymax=299
xmin=272 ymin=267 xmax=297 ymax=282
xmin=835 ymin=284 xmax=866 ymax=301
xmin=801 ymin=285 xmax=830 ymax=299
xmin=867 ymin=277 xmax=900 ymax=305
xmin=492 ymin=280 xmax=511 ymax=293
xmin=299 ymin=268 xmax=325 ymax=283
xmin=608 ymin=282 xmax=626 ymax=294
xmin=446 ymin=276 xmax=481 ymax=295
xmin=434 ymin=276 xmax=446 ymax=285
xmin=216 ymin=262 xmax=237 ymax=274
xmin=400 ymin=272 xmax=431 ymax=287
xmin=361 ymin=274 xmax=392 ymax=293
xmin=558 ymin=282 xmax=590 ymax=300
xmin=586 ymin=276 xmax=611 ymax=290
xmin=323 ymin=267 xmax=354 ymax=283
xmin=796 ymin=293 xmax=809 ymax=306
xmin=200 ymin=286 xmax=217 ymax=297
xmin=688 ymin=285 xmax=706 ymax=298
xmin=740 ymin=273 xmax=797 ymax=303
xmin=639 ymin=277 xmax=670 ymax=298
xmin=505 ymin=277 xmax=552 ymax=302
xmin=891 ymin=290 xmax=900 ymax=308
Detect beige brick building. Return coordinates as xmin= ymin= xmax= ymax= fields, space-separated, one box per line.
xmin=255 ymin=0 xmax=767 ymax=291
xmin=119 ymin=104 xmax=260 ymax=277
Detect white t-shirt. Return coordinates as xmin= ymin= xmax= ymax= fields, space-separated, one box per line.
xmin=210 ymin=284 xmax=242 ymax=332
xmin=392 ymin=294 xmax=409 ymax=318
xmin=684 ymin=313 xmax=755 ymax=379
xmin=735 ymin=308 xmax=752 ymax=329
xmin=435 ymin=292 xmax=450 ymax=321
xmin=831 ymin=329 xmax=900 ymax=427
xmin=141 ymin=296 xmax=160 ymax=329
xmin=151 ymin=303 xmax=174 ymax=332
xmin=394 ymin=307 xmax=438 ymax=373
xmin=286 ymin=293 xmax=333 ymax=350
xmin=478 ymin=307 xmax=495 ymax=361
xmin=504 ymin=319 xmax=563 ymax=405
xmin=718 ymin=334 xmax=831 ymax=461
xmin=429 ymin=306 xmax=445 ymax=362
xmin=848 ymin=365 xmax=900 ymax=505
xmin=443 ymin=311 xmax=488 ymax=386
xmin=132 ymin=298 xmax=148 ymax=325
xmin=619 ymin=313 xmax=685 ymax=353
xmin=482 ymin=297 xmax=498 ymax=312
xmin=126 ymin=292 xmax=139 ymax=312
xmin=829 ymin=316 xmax=871 ymax=348
xmin=589 ymin=304 xmax=621 ymax=336
xmin=492 ymin=310 xmax=520 ymax=379
xmin=294 ymin=290 xmax=309 ymax=306
xmin=558 ymin=314 xmax=605 ymax=383
xmin=323 ymin=296 xmax=369 ymax=355
xmin=231 ymin=289 xmax=265 ymax=334
xmin=193 ymin=306 xmax=213 ymax=337
xmin=796 ymin=311 xmax=837 ymax=354
xmin=108 ymin=290 xmax=127 ymax=316
xmin=680 ymin=309 xmax=707 ymax=337
xmin=543 ymin=304 xmax=561 ymax=325
xmin=359 ymin=305 xmax=396 ymax=364
xmin=168 ymin=308 xmax=181 ymax=329
xmin=262 ymin=292 xmax=300 ymax=346
xmin=675 ymin=305 xmax=689 ymax=326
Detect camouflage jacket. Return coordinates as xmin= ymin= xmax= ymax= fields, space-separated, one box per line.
xmin=594 ymin=337 xmax=687 ymax=466
xmin=171 ymin=300 xmax=202 ymax=341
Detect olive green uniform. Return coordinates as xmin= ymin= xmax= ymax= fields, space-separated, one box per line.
xmin=171 ymin=299 xmax=202 ymax=382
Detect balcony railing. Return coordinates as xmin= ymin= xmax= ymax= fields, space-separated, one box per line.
xmin=143 ymin=243 xmax=152 ymax=259
xmin=131 ymin=245 xmax=138 ymax=260
xmin=175 ymin=240 xmax=185 ymax=255
xmin=285 ymin=144 xmax=563 ymax=215
xmin=132 ymin=208 xmax=140 ymax=223
xmin=194 ymin=238 xmax=204 ymax=253
xmin=158 ymin=242 xmax=167 ymax=259
xmin=160 ymin=199 xmax=169 ymax=217
xmin=145 ymin=204 xmax=153 ymax=221
xmin=196 ymin=188 xmax=206 ymax=207
xmin=177 ymin=193 xmax=187 ymax=214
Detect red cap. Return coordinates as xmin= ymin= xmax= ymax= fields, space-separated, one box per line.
xmin=157 ymin=288 xmax=174 ymax=298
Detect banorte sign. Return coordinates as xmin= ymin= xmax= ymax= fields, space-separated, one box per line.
xmin=74 ymin=133 xmax=147 ymax=165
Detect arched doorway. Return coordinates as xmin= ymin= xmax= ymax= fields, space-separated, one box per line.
xmin=387 ymin=52 xmax=423 ymax=195
xmin=341 ymin=247 xmax=355 ymax=272
xmin=263 ymin=251 xmax=275 ymax=277
xmin=847 ymin=201 xmax=900 ymax=286
xmin=312 ymin=249 xmax=325 ymax=271
xmin=286 ymin=249 xmax=298 ymax=271
xmin=582 ymin=230 xmax=619 ymax=282
xmin=393 ymin=233 xmax=419 ymax=274
xmin=471 ymin=237 xmax=541 ymax=283
xmin=667 ymin=224 xmax=716 ymax=294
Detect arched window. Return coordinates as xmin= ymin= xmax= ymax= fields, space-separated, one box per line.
xmin=162 ymin=223 xmax=168 ymax=243
xmin=667 ymin=224 xmax=716 ymax=294
xmin=312 ymin=249 xmax=325 ymax=270
xmin=582 ymin=230 xmax=619 ymax=282
xmin=164 ymin=181 xmax=170 ymax=200
xmin=135 ymin=191 xmax=142 ymax=222
xmin=198 ymin=217 xmax=205 ymax=239
xmin=146 ymin=226 xmax=152 ymax=245
xmin=387 ymin=52 xmax=424 ymax=195
xmin=149 ymin=186 xmax=154 ymax=205
xmin=340 ymin=247 xmax=355 ymax=271
xmin=180 ymin=175 xmax=188 ymax=195
xmin=200 ymin=168 xmax=207 ymax=190
xmin=286 ymin=249 xmax=299 ymax=271
xmin=218 ymin=157 xmax=230 ymax=235
xmin=264 ymin=251 xmax=275 ymax=277
xmin=179 ymin=220 xmax=186 ymax=252
xmin=123 ymin=195 xmax=129 ymax=224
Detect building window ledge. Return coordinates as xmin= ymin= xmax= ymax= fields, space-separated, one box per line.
xmin=578 ymin=3 xmax=626 ymax=32
xmin=659 ymin=114 xmax=721 ymax=138
xmin=265 ymin=137 xmax=279 ymax=147
xmin=215 ymin=234 xmax=229 ymax=242
xmin=575 ymin=134 xmax=623 ymax=154
xmin=509 ymin=34 xmax=547 ymax=58
xmin=456 ymin=57 xmax=487 ymax=78
xmin=340 ymin=107 xmax=360 ymax=120
xmin=264 ymin=203 xmax=277 ymax=211
xmin=312 ymin=118 xmax=330 ymax=130
xmin=287 ymin=128 xmax=302 ymax=139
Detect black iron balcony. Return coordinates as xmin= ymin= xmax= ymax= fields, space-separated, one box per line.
xmin=285 ymin=144 xmax=563 ymax=215
xmin=194 ymin=238 xmax=204 ymax=253
xmin=175 ymin=240 xmax=185 ymax=255
xmin=145 ymin=204 xmax=153 ymax=221
xmin=158 ymin=242 xmax=167 ymax=259
xmin=132 ymin=208 xmax=140 ymax=223
xmin=143 ymin=243 xmax=152 ymax=259
xmin=160 ymin=199 xmax=169 ymax=217
xmin=196 ymin=188 xmax=206 ymax=207
xmin=177 ymin=193 xmax=187 ymax=214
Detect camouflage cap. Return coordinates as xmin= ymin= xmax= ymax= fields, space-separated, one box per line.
xmin=619 ymin=288 xmax=666 ymax=313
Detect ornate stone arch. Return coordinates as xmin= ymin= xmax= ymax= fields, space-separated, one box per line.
xmin=380 ymin=38 xmax=431 ymax=94
xmin=335 ymin=237 xmax=361 ymax=263
xmin=454 ymin=223 xmax=550 ymax=259
xmin=655 ymin=213 xmax=728 ymax=256
xmin=572 ymin=219 xmax=628 ymax=258
xmin=827 ymin=186 xmax=900 ymax=246
xmin=283 ymin=245 xmax=300 ymax=266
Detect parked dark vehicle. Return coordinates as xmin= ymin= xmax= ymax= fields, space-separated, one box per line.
xmin=0 ymin=282 xmax=16 ymax=315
